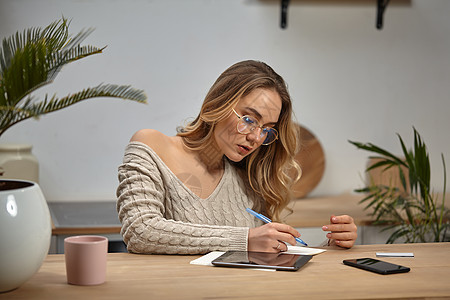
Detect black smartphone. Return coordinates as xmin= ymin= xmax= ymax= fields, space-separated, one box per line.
xmin=211 ymin=250 xmax=312 ymax=271
xmin=343 ymin=258 xmax=411 ymax=275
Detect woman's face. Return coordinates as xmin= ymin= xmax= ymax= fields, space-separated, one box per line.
xmin=214 ymin=88 xmax=282 ymax=162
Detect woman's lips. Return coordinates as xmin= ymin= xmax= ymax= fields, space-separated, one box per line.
xmin=237 ymin=144 xmax=252 ymax=155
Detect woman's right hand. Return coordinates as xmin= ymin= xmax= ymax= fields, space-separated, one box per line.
xmin=248 ymin=223 xmax=301 ymax=253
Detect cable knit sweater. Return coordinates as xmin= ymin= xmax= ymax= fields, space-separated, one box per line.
xmin=116 ymin=141 xmax=264 ymax=254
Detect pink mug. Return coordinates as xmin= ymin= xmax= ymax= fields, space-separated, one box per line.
xmin=64 ymin=235 xmax=108 ymax=285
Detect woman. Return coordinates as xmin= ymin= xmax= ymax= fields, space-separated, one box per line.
xmin=116 ymin=60 xmax=357 ymax=254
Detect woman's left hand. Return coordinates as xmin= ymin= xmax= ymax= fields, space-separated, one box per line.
xmin=322 ymin=215 xmax=357 ymax=248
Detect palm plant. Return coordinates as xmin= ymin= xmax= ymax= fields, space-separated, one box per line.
xmin=0 ymin=18 xmax=147 ymax=138
xmin=349 ymin=128 xmax=449 ymax=243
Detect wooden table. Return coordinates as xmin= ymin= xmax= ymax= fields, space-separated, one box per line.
xmin=2 ymin=243 xmax=449 ymax=299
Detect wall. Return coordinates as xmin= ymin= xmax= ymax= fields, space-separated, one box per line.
xmin=0 ymin=0 xmax=449 ymax=202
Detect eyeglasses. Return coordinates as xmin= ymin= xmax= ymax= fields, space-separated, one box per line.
xmin=232 ymin=109 xmax=278 ymax=145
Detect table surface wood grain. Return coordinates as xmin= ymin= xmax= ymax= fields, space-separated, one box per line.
xmin=2 ymin=242 xmax=449 ymax=299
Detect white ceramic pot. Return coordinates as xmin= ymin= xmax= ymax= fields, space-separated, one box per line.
xmin=0 ymin=180 xmax=51 ymax=293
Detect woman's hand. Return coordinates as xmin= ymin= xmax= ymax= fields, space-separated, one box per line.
xmin=248 ymin=223 xmax=301 ymax=253
xmin=322 ymin=215 xmax=357 ymax=248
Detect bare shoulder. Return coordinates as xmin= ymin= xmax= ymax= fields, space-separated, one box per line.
xmin=130 ymin=129 xmax=166 ymax=145
xmin=130 ymin=129 xmax=179 ymax=157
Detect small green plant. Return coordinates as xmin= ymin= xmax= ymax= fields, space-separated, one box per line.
xmin=349 ymin=128 xmax=449 ymax=243
xmin=0 ymin=18 xmax=147 ymax=138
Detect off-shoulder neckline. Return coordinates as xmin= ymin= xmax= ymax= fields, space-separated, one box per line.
xmin=128 ymin=141 xmax=231 ymax=200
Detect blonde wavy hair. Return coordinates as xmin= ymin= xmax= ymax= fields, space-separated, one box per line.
xmin=177 ymin=60 xmax=301 ymax=221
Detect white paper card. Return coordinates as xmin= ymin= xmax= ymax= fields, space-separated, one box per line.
xmin=376 ymin=252 xmax=414 ymax=257
xmin=284 ymin=246 xmax=326 ymax=255
xmin=190 ymin=251 xmax=225 ymax=266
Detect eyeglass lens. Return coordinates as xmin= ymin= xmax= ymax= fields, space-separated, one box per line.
xmin=238 ymin=116 xmax=277 ymax=144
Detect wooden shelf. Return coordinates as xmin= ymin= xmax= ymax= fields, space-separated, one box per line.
xmin=284 ymin=193 xmax=374 ymax=227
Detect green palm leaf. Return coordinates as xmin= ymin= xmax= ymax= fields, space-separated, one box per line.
xmin=0 ymin=17 xmax=147 ymax=138
xmin=0 ymin=84 xmax=146 ymax=136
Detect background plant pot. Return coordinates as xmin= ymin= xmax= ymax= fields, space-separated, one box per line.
xmin=0 ymin=144 xmax=39 ymax=183
xmin=0 ymin=180 xmax=51 ymax=293
xmin=366 ymin=157 xmax=410 ymax=194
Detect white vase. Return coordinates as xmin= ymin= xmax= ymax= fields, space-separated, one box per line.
xmin=0 ymin=180 xmax=51 ymax=293
xmin=0 ymin=144 xmax=39 ymax=183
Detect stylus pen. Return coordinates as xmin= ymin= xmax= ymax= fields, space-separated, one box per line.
xmin=245 ymin=208 xmax=308 ymax=247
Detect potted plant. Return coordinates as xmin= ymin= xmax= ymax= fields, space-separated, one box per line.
xmin=0 ymin=18 xmax=146 ymax=292
xmin=349 ymin=128 xmax=449 ymax=244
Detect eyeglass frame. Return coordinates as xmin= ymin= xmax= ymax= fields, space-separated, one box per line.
xmin=231 ymin=109 xmax=279 ymax=145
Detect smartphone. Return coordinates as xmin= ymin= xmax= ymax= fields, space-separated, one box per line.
xmin=211 ymin=250 xmax=312 ymax=271
xmin=343 ymin=258 xmax=410 ymax=275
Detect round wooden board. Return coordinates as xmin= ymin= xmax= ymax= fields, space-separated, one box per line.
xmin=291 ymin=124 xmax=325 ymax=199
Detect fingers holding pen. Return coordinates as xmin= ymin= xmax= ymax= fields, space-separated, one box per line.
xmin=272 ymin=222 xmax=301 ymax=245
xmin=248 ymin=223 xmax=301 ymax=253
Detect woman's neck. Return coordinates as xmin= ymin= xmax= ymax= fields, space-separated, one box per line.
xmin=196 ymin=138 xmax=224 ymax=173
xmin=177 ymin=136 xmax=224 ymax=173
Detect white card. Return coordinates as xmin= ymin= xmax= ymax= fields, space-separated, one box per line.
xmin=376 ymin=252 xmax=414 ymax=257
xmin=284 ymin=246 xmax=326 ymax=256
xmin=190 ymin=251 xmax=225 ymax=266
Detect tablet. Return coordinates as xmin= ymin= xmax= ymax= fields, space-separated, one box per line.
xmin=211 ymin=250 xmax=312 ymax=271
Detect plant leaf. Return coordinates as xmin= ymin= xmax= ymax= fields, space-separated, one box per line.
xmin=349 ymin=140 xmax=407 ymax=167
xmin=0 ymin=18 xmax=147 ymax=138
xmin=0 ymin=83 xmax=146 ymax=136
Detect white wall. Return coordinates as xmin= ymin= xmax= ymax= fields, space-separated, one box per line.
xmin=1 ymin=0 xmax=449 ymax=202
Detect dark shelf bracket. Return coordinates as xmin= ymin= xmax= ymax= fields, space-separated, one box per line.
xmin=281 ymin=0 xmax=290 ymax=29
xmin=376 ymin=0 xmax=391 ymax=30
xmin=279 ymin=0 xmax=391 ymax=30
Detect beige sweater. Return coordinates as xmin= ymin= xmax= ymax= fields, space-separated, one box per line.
xmin=116 ymin=141 xmax=264 ymax=254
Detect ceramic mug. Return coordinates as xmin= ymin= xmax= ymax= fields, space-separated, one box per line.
xmin=64 ymin=235 xmax=108 ymax=285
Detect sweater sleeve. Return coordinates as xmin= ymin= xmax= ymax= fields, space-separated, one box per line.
xmin=116 ymin=142 xmax=249 ymax=254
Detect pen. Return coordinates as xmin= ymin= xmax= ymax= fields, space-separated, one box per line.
xmin=246 ymin=208 xmax=308 ymax=247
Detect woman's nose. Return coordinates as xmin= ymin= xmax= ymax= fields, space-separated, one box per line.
xmin=246 ymin=127 xmax=264 ymax=144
